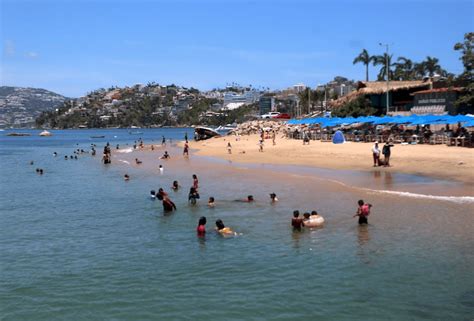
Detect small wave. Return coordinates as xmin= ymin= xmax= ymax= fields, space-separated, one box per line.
xmin=118 ymin=160 xmax=130 ymax=165
xmin=365 ymin=189 xmax=474 ymax=204
xmin=116 ymin=148 xmax=133 ymax=154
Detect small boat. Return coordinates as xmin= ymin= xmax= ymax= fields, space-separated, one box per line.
xmin=90 ymin=135 xmax=105 ymax=138
xmin=39 ymin=130 xmax=52 ymax=136
xmin=7 ymin=132 xmax=31 ymax=136
xmin=194 ymin=126 xmax=222 ymax=141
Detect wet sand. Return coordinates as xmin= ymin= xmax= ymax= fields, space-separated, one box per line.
xmin=186 ymin=134 xmax=474 ymax=184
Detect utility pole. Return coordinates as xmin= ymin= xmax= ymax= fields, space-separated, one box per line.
xmin=308 ymin=87 xmax=311 ymax=115
xmin=379 ymin=43 xmax=390 ymax=115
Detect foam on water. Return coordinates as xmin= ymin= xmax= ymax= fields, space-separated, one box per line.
xmin=364 ymin=189 xmax=474 ymax=204
xmin=116 ymin=148 xmax=134 ymax=153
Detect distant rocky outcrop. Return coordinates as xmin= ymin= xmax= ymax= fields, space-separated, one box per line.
xmin=0 ymin=86 xmax=69 ymax=127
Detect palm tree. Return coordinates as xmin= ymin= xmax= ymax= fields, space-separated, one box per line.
xmin=422 ymin=56 xmax=442 ymax=77
xmin=393 ymin=57 xmax=414 ymax=80
xmin=353 ymin=49 xmax=375 ymax=81
xmin=373 ymin=53 xmax=394 ymax=81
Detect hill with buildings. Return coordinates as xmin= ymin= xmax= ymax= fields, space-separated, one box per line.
xmin=0 ymin=86 xmax=69 ymax=128
xmin=35 ymin=83 xmax=261 ymax=129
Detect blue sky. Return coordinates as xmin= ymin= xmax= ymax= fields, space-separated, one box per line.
xmin=1 ymin=0 xmax=473 ymax=97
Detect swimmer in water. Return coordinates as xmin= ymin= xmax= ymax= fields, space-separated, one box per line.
xmin=234 ymin=195 xmax=254 ymax=202
xmin=65 ymin=156 xmax=68 ymax=160
xmin=53 ymin=152 xmax=57 ymax=157
xmin=124 ymin=174 xmax=130 ymax=181
xmin=188 ymin=187 xmax=200 ymax=205
xmin=197 ymin=216 xmax=206 ymax=236
xmin=150 ymin=190 xmax=156 ymax=199
xmin=157 ymin=193 xmax=176 ymax=212
xmin=158 ymin=188 xmax=168 ymax=199
xmin=30 ymin=161 xmax=34 ymax=165
xmin=270 ymin=193 xmax=278 ymax=202
xmin=172 ymin=180 xmax=180 ymax=191
xmin=159 ymin=165 xmax=164 ymax=174
xmin=215 ymin=219 xmax=236 ymax=235
xmin=353 ymin=199 xmax=372 ymax=225
xmin=135 ymin=158 xmax=142 ymax=165
xmin=208 ymin=197 xmax=215 ymax=207
xmin=303 ymin=212 xmax=311 ymax=223
xmin=291 ymin=210 xmax=304 ymax=231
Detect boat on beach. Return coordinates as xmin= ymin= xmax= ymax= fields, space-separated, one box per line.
xmin=39 ymin=130 xmax=52 ymax=136
xmin=194 ymin=126 xmax=222 ymax=141
xmin=6 ymin=132 xmax=31 ymax=136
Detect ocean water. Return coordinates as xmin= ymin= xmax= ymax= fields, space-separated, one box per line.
xmin=1 ymin=129 xmax=473 ymax=321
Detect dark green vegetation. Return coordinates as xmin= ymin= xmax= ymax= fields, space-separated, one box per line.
xmin=353 ymin=50 xmax=452 ymax=82
xmin=331 ymin=96 xmax=377 ymax=117
xmin=454 ymin=32 xmax=474 ymax=112
xmin=35 ymin=84 xmax=258 ymax=129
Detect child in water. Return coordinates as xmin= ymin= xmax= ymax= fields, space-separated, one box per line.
xmin=270 ymin=193 xmax=278 ymax=202
xmin=353 ymin=200 xmax=372 ymax=225
xmin=150 ymin=190 xmax=156 ymax=199
xmin=172 ymin=180 xmax=180 ymax=191
xmin=124 ymin=174 xmax=130 ymax=181
xmin=208 ymin=197 xmax=215 ymax=207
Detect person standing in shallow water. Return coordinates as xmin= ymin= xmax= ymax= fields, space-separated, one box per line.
xmin=291 ymin=210 xmax=304 ymax=231
xmin=353 ymin=199 xmax=372 ymax=225
xmin=197 ymin=216 xmax=206 ymax=236
xmin=372 ymin=142 xmax=380 ymax=167
xmin=382 ymin=141 xmax=394 ymax=167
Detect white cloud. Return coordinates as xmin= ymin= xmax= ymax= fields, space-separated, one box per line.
xmin=24 ymin=52 xmax=39 ymax=59
xmin=4 ymin=40 xmax=15 ymax=57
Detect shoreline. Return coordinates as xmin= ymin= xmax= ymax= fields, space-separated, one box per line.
xmin=184 ymin=134 xmax=474 ymax=185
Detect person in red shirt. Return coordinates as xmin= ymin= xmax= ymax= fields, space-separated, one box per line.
xmin=353 ymin=199 xmax=372 ymax=225
xmin=197 ymin=216 xmax=206 ymax=236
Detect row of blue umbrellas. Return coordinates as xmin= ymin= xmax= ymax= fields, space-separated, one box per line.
xmin=286 ymin=114 xmax=474 ymax=128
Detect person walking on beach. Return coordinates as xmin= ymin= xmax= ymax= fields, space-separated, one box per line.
xmin=183 ymin=141 xmax=189 ymax=157
xmin=372 ymin=142 xmax=380 ymax=167
xmin=382 ymin=141 xmax=394 ymax=167
xmin=227 ymin=142 xmax=232 ymax=154
xmin=259 ymin=139 xmax=264 ymax=152
xmin=353 ymin=200 xmax=372 ymax=225
xmin=272 ymin=130 xmax=276 ymax=145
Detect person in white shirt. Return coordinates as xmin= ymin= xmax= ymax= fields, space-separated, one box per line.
xmin=372 ymin=142 xmax=380 ymax=167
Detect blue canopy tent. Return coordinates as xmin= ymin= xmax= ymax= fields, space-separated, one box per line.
xmin=332 ymin=130 xmax=345 ymax=144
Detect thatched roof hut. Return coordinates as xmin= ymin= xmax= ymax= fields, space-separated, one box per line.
xmin=331 ymin=80 xmax=432 ymax=109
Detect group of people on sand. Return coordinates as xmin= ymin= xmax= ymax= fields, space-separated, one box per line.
xmin=371 ymin=141 xmax=394 ymax=167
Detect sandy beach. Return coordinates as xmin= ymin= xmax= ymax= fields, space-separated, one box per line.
xmin=187 ymin=134 xmax=474 ymax=184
